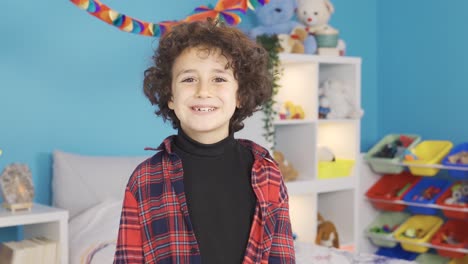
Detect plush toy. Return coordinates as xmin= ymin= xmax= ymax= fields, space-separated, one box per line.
xmin=279 ymin=101 xmax=305 ymax=120
xmin=316 ymin=213 xmax=340 ymax=248
xmin=296 ymin=0 xmax=345 ymax=55
xmin=278 ymin=27 xmax=308 ymax=54
xmin=273 ymin=151 xmax=299 ymax=182
xmin=319 ymin=80 xmax=363 ymax=119
xmin=248 ymin=0 xmax=301 ymax=39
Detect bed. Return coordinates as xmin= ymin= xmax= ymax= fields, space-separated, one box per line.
xmin=52 ymin=150 xmax=414 ymax=264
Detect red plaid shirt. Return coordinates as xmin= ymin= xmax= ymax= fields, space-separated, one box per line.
xmin=114 ymin=136 xmax=295 ymax=263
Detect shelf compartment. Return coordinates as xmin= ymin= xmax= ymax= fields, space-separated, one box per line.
xmin=441 ymin=142 xmax=468 ymax=179
xmin=366 ymin=231 xmax=468 ymax=255
xmin=431 ymin=220 xmax=468 ymax=259
xmin=404 ymin=140 xmax=453 ymax=176
xmin=394 ymin=215 xmax=444 ymax=253
xmin=402 ymin=178 xmax=451 ymax=215
xmin=366 ymin=197 xmax=468 ymax=213
xmin=365 ymin=172 xmax=421 ymax=211
xmin=364 ymin=134 xmax=421 ymax=174
xmin=414 ymin=253 xmax=451 ymax=264
xmin=375 ymin=244 xmax=419 ymax=261
xmin=436 ymin=181 xmax=468 ymax=220
xmin=366 ymin=212 xmax=410 ymax=248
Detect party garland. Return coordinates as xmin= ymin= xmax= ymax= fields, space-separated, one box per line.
xmin=69 ymin=0 xmax=269 ymax=37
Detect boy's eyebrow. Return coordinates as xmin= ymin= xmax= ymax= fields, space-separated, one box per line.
xmin=175 ymin=68 xmax=232 ymax=78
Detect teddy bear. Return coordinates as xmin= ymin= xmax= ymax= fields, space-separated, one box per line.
xmin=316 ymin=213 xmax=340 ymax=248
xmin=273 ymin=151 xmax=299 ymax=182
xmin=319 ymin=80 xmax=363 ymax=119
xmin=248 ymin=0 xmax=302 ymax=40
xmin=277 ymin=27 xmax=308 ymax=54
xmin=296 ymin=0 xmax=345 ymax=55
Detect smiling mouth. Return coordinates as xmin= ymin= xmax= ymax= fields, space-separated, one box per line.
xmin=191 ymin=106 xmax=217 ymax=112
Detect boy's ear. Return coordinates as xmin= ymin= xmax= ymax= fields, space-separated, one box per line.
xmin=168 ymin=98 xmax=174 ymax=110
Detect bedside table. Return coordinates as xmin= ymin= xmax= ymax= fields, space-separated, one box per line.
xmin=0 ymin=203 xmax=69 ymax=264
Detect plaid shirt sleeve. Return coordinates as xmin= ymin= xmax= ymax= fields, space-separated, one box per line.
xmin=268 ymin=179 xmax=296 ymax=264
xmin=113 ymin=187 xmax=144 ymax=264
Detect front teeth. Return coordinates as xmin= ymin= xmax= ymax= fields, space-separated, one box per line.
xmin=194 ymin=107 xmax=215 ymax=112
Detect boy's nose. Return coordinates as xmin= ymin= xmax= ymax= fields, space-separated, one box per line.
xmin=195 ymin=82 xmax=211 ymax=98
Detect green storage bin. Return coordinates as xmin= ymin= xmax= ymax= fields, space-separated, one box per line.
xmin=365 ymin=134 xmax=421 ymax=174
xmin=415 ymin=253 xmax=450 ymax=264
xmin=366 ymin=212 xmax=410 ymax=248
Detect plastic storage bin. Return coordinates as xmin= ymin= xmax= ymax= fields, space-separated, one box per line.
xmin=441 ymin=142 xmax=468 ymax=180
xmin=366 ymin=171 xmax=421 ymax=211
xmin=375 ymin=244 xmax=419 ymax=261
xmin=366 ymin=212 xmax=410 ymax=247
xmin=318 ymin=159 xmax=355 ymax=179
xmin=449 ymin=255 xmax=468 ymax=264
xmin=394 ymin=215 xmax=444 ymax=253
xmin=431 ymin=220 xmax=468 ymax=259
xmin=402 ymin=177 xmax=451 ymax=215
xmin=404 ymin=140 xmax=453 ymax=176
xmin=436 ymin=182 xmax=468 ymax=220
xmin=415 ymin=253 xmax=451 ymax=264
xmin=365 ymin=134 xmax=421 ymax=174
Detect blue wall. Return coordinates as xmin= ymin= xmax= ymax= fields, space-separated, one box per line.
xmin=378 ymin=0 xmax=468 ymax=145
xmin=0 ymin=1 xmax=377 ymax=239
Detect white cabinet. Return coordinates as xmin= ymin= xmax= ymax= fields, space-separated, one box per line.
xmin=239 ymin=53 xmax=362 ymax=248
xmin=0 ymin=203 xmax=69 ymax=264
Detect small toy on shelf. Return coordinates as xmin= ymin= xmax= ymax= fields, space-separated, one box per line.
xmin=296 ymin=0 xmax=345 ymax=55
xmin=447 ymin=151 xmax=468 ymax=164
xmin=278 ymin=101 xmax=305 ymax=120
xmin=277 ymin=27 xmax=308 ymax=54
xmin=248 ymin=0 xmax=302 ymax=39
xmin=273 ymin=150 xmax=299 ymax=182
xmin=444 ymin=182 xmax=468 ymax=205
xmin=412 ymin=186 xmax=442 ymax=202
xmin=369 ymin=224 xmax=399 ymax=234
xmin=373 ymin=135 xmax=415 ymax=159
xmin=318 ymin=80 xmax=363 ymax=119
xmin=316 ymin=213 xmax=340 ymax=248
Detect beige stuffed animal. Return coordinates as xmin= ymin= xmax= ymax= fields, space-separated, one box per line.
xmin=316 ymin=213 xmax=340 ymax=248
xmin=278 ymin=27 xmax=308 ymax=54
xmin=273 ymin=151 xmax=299 ymax=182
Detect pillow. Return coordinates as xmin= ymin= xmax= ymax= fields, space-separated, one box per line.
xmin=52 ymin=150 xmax=148 ymax=219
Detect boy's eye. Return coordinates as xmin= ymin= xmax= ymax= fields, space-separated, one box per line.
xmin=214 ymin=77 xmax=227 ymax=83
xmin=181 ymin=77 xmax=196 ymax=83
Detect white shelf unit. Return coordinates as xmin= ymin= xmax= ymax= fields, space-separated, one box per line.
xmin=358 ymin=159 xmax=468 ymax=258
xmin=0 ymin=203 xmax=69 ymax=264
xmin=275 ymin=53 xmax=362 ymax=247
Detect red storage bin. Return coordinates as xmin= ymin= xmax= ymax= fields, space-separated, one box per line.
xmin=431 ymin=220 xmax=468 ymax=259
xmin=436 ymin=182 xmax=468 ymax=220
xmin=366 ymin=172 xmax=421 ymax=211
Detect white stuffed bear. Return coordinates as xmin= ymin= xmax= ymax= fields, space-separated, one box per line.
xmin=296 ymin=0 xmax=335 ymax=34
xmin=296 ymin=0 xmax=345 ymax=55
xmin=319 ymin=80 xmax=363 ymax=119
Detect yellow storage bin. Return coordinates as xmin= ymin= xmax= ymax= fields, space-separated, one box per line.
xmin=449 ymin=255 xmax=468 ymax=264
xmin=318 ymin=159 xmax=355 ymax=179
xmin=394 ymin=215 xmax=443 ymax=253
xmin=403 ymin=140 xmax=453 ymax=176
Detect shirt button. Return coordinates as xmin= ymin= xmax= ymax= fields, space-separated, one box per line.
xmin=191 ymin=248 xmax=199 ymax=254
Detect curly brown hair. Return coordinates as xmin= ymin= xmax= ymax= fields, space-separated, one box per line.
xmin=143 ymin=19 xmax=272 ymax=133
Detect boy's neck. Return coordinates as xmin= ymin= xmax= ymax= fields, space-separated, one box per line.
xmin=179 ymin=128 xmax=230 ymax=145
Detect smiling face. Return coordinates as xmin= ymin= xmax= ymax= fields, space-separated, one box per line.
xmin=168 ymin=46 xmax=239 ymax=144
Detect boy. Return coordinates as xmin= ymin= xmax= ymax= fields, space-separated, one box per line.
xmin=114 ymin=19 xmax=295 ymax=264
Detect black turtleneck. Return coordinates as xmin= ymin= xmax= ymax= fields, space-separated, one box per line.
xmin=173 ymin=130 xmax=256 ymax=264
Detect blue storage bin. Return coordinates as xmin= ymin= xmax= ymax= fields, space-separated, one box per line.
xmin=402 ymin=178 xmax=451 ymax=215
xmin=441 ymin=142 xmax=468 ymax=180
xmin=376 ymin=244 xmax=419 ymax=261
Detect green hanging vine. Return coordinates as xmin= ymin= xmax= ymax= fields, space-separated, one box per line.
xmin=256 ymin=35 xmax=282 ymax=151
